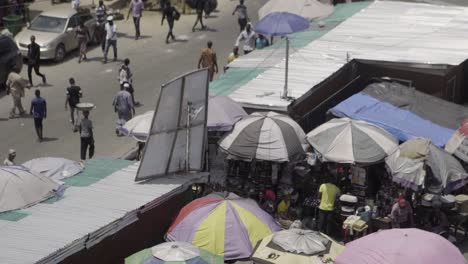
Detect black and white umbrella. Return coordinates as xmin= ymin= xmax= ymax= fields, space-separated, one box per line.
xmin=306 ymin=118 xmax=398 ymax=164
xmin=219 ymin=112 xmax=307 ymax=162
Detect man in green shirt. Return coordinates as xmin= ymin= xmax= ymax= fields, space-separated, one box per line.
xmin=317 ymin=178 xmax=340 ymax=235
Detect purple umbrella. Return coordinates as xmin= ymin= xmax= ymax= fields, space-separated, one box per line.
xmin=254 ymin=12 xmax=309 ymax=36
xmin=335 ymin=228 xmax=467 ymax=264
xmin=254 ymin=12 xmax=310 ymax=99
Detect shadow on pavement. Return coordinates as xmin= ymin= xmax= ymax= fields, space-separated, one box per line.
xmin=41 ymin=137 xmax=59 ymax=142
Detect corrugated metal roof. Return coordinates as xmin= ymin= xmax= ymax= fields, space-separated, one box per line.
xmin=0 ymin=160 xmax=207 ymax=264
xmin=227 ymin=1 xmax=468 ymax=111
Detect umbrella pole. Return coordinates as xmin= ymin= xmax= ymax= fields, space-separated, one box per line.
xmin=282 ymin=37 xmax=289 ymax=99
xmin=186 ymin=101 xmax=192 ymax=173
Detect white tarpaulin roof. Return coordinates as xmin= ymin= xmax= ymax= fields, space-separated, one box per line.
xmin=228 ymin=1 xmax=468 ymax=111
xmin=259 ymin=0 xmax=334 ymax=21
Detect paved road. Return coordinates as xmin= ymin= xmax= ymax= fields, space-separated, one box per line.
xmin=0 ymin=0 xmax=267 ymax=163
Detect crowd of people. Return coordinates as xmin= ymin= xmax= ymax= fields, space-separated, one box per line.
xmin=3 ymin=0 xmax=278 ymax=167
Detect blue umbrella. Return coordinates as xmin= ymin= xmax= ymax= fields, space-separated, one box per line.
xmin=254 ymin=12 xmax=310 ymax=99
xmin=254 ymin=11 xmax=309 ymax=36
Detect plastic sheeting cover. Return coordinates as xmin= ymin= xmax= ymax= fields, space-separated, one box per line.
xmin=330 ymin=92 xmax=454 ymax=147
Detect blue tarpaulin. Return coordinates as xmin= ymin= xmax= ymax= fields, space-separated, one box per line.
xmin=329 ymin=93 xmax=454 ymax=147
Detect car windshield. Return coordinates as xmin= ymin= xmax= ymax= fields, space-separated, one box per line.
xmin=30 ymin=15 xmax=67 ymax=33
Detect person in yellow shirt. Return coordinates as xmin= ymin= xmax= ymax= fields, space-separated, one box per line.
xmin=318 ymin=178 xmax=340 ymax=235
xmin=277 ymin=194 xmax=290 ymax=215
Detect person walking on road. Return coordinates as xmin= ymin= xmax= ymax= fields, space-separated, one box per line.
xmin=78 ymin=110 xmax=94 ymax=161
xmin=6 ymin=68 xmax=28 ymax=118
xmin=119 ymin=59 xmax=139 ymax=106
xmin=113 ymin=84 xmax=134 ymax=136
xmin=235 ymin=23 xmax=256 ymax=55
xmin=198 ymin=40 xmax=218 ymax=82
xmin=232 ymin=0 xmax=248 ymax=32
xmin=27 ymin=35 xmax=46 ymax=87
xmin=161 ymin=1 xmax=179 ymax=44
xmin=95 ymin=0 xmax=107 ymax=52
xmin=119 ymin=58 xmax=133 ymax=88
xmin=192 ymin=0 xmax=206 ymax=32
xmin=103 ymin=16 xmax=117 ymax=64
xmin=65 ymin=78 xmax=82 ymax=126
xmin=75 ymin=20 xmax=90 ymax=63
xmin=3 ymin=149 xmax=16 ymax=166
xmin=127 ymin=0 xmax=144 ymax=40
xmin=30 ymin=89 xmax=47 ymax=142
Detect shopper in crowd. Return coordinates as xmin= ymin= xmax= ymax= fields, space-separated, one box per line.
xmin=95 ymin=0 xmax=107 ymax=52
xmin=255 ymin=34 xmax=269 ymax=49
xmin=113 ymin=83 xmax=134 ymax=136
xmin=232 ymin=0 xmax=248 ymax=32
xmin=277 ymin=191 xmax=291 ymax=217
xmin=161 ymin=1 xmax=179 ymax=44
xmin=235 ymin=23 xmax=256 ymax=55
xmin=75 ymin=20 xmax=90 ymax=63
xmin=65 ymin=78 xmax=82 ymax=126
xmin=103 ymin=16 xmax=118 ymax=64
xmin=198 ymin=40 xmax=218 ymax=82
xmin=390 ymin=196 xmax=414 ymax=228
xmin=119 ymin=58 xmax=133 ymax=88
xmin=30 ymin=89 xmax=47 ymax=142
xmin=78 ymin=110 xmax=94 ymax=161
xmin=3 ymin=149 xmax=16 ymax=166
xmin=6 ymin=68 xmax=27 ymax=118
xmin=192 ymin=0 xmax=206 ymax=32
xmin=27 ymin=35 xmax=46 ymax=87
xmin=317 ymin=177 xmax=340 ymax=235
xmin=259 ymin=189 xmax=276 ymax=215
xmin=119 ymin=58 xmax=139 ymax=106
xmin=127 ymin=0 xmax=144 ymax=40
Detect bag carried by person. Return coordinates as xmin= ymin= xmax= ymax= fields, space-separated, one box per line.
xmin=173 ymin=8 xmax=181 ymax=20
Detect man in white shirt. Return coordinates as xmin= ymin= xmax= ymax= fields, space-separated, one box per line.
xmin=235 ymin=23 xmax=256 ymax=55
xmin=103 ymin=16 xmax=117 ymax=64
xmin=3 ymin=149 xmax=16 ymax=166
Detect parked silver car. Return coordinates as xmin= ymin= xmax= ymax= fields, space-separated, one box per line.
xmin=15 ymin=8 xmax=97 ymax=62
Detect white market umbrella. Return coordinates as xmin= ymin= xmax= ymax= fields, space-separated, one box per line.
xmin=386 ymin=138 xmax=468 ymax=193
xmin=307 ymin=118 xmax=398 ymax=164
xmin=120 ymin=97 xmax=247 ymax=142
xmin=152 ymin=242 xmax=200 ymax=261
xmin=119 ymin=110 xmax=154 ymax=142
xmin=207 ymin=95 xmax=247 ymax=131
xmin=22 ymin=157 xmax=83 ymax=182
xmin=0 ymin=166 xmax=59 ymax=212
xmin=219 ymin=111 xmax=307 ymax=162
xmin=272 ymin=229 xmax=330 ymax=255
xmin=259 ymin=0 xmax=334 ymax=21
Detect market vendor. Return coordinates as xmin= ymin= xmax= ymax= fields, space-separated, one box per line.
xmin=390 ymin=197 xmax=414 ymax=228
xmin=428 ymin=200 xmax=449 ymax=237
xmin=318 ymin=177 xmax=340 ymax=235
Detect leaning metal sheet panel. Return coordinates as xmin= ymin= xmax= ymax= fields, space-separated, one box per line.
xmin=136 ymin=69 xmax=209 ymax=181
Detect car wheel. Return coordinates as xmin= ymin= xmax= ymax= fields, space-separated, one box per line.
xmin=54 ymin=44 xmax=66 ymax=62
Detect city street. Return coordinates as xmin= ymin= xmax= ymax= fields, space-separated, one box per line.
xmin=0 ymin=0 xmax=267 ymax=163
